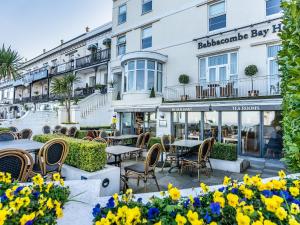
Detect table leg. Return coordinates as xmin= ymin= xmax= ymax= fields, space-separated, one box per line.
xmin=168 ymin=146 xmax=180 ymax=173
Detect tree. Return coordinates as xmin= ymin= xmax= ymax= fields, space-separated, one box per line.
xmin=178 ymin=74 xmax=190 ymax=100
xmin=0 ymin=45 xmax=22 ymax=80
xmin=278 ymin=0 xmax=300 ymax=172
xmin=51 ymin=73 xmax=79 ymax=123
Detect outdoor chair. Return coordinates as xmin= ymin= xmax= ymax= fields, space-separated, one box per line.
xmin=180 ymin=138 xmax=211 ymax=180
xmin=0 ymin=149 xmax=34 ymax=182
xmin=59 ymin=127 xmax=68 ymax=135
xmin=68 ymin=126 xmax=77 ymax=137
xmin=142 ymin=132 xmax=151 ymax=149
xmin=99 ymin=130 xmax=108 ymax=139
xmin=53 ymin=125 xmax=62 ymax=133
xmin=93 ymin=137 xmax=107 ymax=145
xmin=0 ymin=132 xmax=17 ymax=141
xmin=124 ymin=143 xmax=162 ymax=192
xmin=42 ymin=125 xmax=51 ymax=134
xmin=130 ymin=133 xmax=144 ymax=161
xmin=8 ymin=126 xmax=18 ymax=132
xmin=114 ymin=130 xmax=121 ymax=136
xmin=20 ymin=129 xmax=33 ymax=140
xmin=86 ymin=130 xmax=97 ymax=139
xmin=31 ymin=138 xmax=69 ymax=177
xmin=161 ymin=135 xmax=176 ymax=172
xmin=82 ymin=136 xmax=93 ymax=141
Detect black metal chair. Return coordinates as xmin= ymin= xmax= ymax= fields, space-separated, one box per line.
xmin=59 ymin=127 xmax=68 ymax=135
xmin=20 ymin=129 xmax=33 ymax=140
xmin=68 ymin=126 xmax=77 ymax=137
xmin=42 ymin=125 xmax=51 ymax=134
xmin=8 ymin=126 xmax=18 ymax=132
xmin=124 ymin=143 xmax=162 ymax=192
xmin=0 ymin=149 xmax=33 ymax=182
xmin=32 ymin=138 xmax=69 ymax=177
xmin=0 ymin=132 xmax=17 ymax=141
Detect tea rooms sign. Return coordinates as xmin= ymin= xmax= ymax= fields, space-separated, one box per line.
xmin=198 ymin=23 xmax=282 ymax=49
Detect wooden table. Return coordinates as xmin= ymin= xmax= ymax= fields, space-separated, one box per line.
xmin=0 ymin=139 xmax=44 ymax=153
xmin=106 ymin=135 xmax=138 ymax=145
xmin=169 ymin=140 xmax=203 ymax=172
xmin=106 ymin=145 xmax=142 ymax=167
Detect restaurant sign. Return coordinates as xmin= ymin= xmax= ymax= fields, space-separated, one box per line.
xmin=198 ymin=23 xmax=282 ymax=49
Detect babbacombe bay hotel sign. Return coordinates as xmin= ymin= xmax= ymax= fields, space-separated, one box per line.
xmin=198 ymin=23 xmax=282 ymax=49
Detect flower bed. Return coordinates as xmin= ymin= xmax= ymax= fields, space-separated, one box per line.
xmin=92 ymin=171 xmax=300 ymax=225
xmin=0 ymin=172 xmax=69 ymax=225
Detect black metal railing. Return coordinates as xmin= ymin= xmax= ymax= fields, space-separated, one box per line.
xmin=75 ymin=49 xmax=110 ymax=70
xmin=49 ymin=62 xmax=75 ymax=76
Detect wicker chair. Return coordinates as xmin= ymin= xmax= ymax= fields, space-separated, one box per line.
xmin=142 ymin=132 xmax=151 ymax=148
xmin=53 ymin=125 xmax=62 ymax=133
xmin=208 ymin=137 xmax=215 ymax=172
xmin=0 ymin=149 xmax=33 ymax=182
xmin=161 ymin=135 xmax=176 ymax=172
xmin=99 ymin=130 xmax=108 ymax=139
xmin=86 ymin=130 xmax=97 ymax=139
xmin=68 ymin=126 xmax=77 ymax=137
xmin=20 ymin=129 xmax=33 ymax=140
xmin=124 ymin=143 xmax=162 ymax=192
xmin=130 ymin=133 xmax=144 ymax=161
xmin=82 ymin=136 xmax=93 ymax=141
xmin=180 ymin=138 xmax=212 ymax=180
xmin=59 ymin=127 xmax=68 ymax=135
xmin=93 ymin=137 xmax=108 ymax=145
xmin=42 ymin=125 xmax=51 ymax=134
xmin=8 ymin=126 xmax=18 ymax=132
xmin=0 ymin=132 xmax=17 ymax=141
xmin=32 ymin=138 xmax=69 ymax=177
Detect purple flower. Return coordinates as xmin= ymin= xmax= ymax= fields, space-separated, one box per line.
xmin=14 ymin=186 xmax=23 ymax=195
xmin=193 ymin=197 xmax=201 ymax=207
xmin=231 ymin=188 xmax=238 ymax=194
xmin=210 ymin=202 xmax=221 ymax=215
xmin=148 ymin=208 xmax=160 ymax=220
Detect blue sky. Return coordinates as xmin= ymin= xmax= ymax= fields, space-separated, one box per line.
xmin=0 ymin=0 xmax=112 ymax=60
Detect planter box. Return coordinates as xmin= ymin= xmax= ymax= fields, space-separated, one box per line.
xmin=61 ymin=164 xmax=120 ymax=197
xmin=210 ymin=158 xmax=250 ymax=173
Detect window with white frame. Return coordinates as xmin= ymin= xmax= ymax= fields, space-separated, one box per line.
xmin=209 ymin=1 xmax=226 ymax=31
xmin=118 ymin=4 xmax=127 ymax=24
xmin=117 ymin=35 xmax=126 ymax=56
xmin=142 ymin=0 xmax=152 ymax=14
xmin=141 ymin=26 xmax=152 ymax=49
xmin=267 ymin=45 xmax=281 ymax=94
xmin=199 ymin=52 xmax=237 ymax=85
xmin=266 ymin=0 xmax=281 ymax=16
xmin=124 ymin=60 xmax=163 ymax=92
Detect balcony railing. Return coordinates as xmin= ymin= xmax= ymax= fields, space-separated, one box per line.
xmin=75 ymin=49 xmax=110 ymax=70
xmin=49 ymin=62 xmax=75 ymax=76
xmin=164 ymin=75 xmax=281 ymax=102
xmin=0 ymin=80 xmax=13 ymax=89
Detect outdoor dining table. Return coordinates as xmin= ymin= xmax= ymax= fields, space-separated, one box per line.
xmin=169 ymin=139 xmax=203 ymax=173
xmin=106 ymin=134 xmax=139 ymax=146
xmin=106 ymin=145 xmax=142 ymax=168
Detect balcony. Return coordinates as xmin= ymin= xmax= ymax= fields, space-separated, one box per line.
xmin=49 ymin=62 xmax=75 ymax=76
xmin=13 ymin=67 xmax=48 ymax=86
xmin=0 ymin=80 xmax=14 ymax=89
xmin=31 ymin=94 xmax=49 ymax=103
xmin=14 ymin=97 xmax=31 ymax=104
xmin=75 ymin=49 xmax=110 ymax=70
xmin=163 ymin=75 xmax=281 ymax=102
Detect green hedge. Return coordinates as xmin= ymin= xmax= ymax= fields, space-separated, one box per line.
xmin=33 ymin=134 xmax=107 ymax=172
xmin=0 ymin=128 xmax=10 ymax=132
xmin=75 ymin=130 xmax=88 ymax=139
xmin=211 ymin=142 xmax=237 ymax=161
xmin=147 ymin=137 xmax=161 ymax=149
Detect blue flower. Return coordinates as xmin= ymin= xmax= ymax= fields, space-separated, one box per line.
xmin=292 ymin=199 xmax=300 ymax=206
xmin=92 ymin=204 xmax=101 ymax=217
xmin=262 ymin=190 xmax=273 ymax=198
xmin=106 ymin=197 xmax=115 ymax=208
xmin=204 ymin=211 xmax=212 ymax=224
xmin=279 ymin=190 xmax=292 ymax=201
xmin=218 ymin=187 xmax=225 ymax=192
xmin=137 ymin=198 xmax=143 ymax=203
xmin=25 ymin=220 xmax=34 ymax=225
xmin=193 ymin=197 xmax=201 ymax=207
xmin=148 ymin=208 xmax=160 ymax=220
xmin=0 ymin=194 xmax=7 ymax=201
xmin=14 ymin=186 xmax=23 ymax=195
xmin=231 ymin=188 xmax=238 ymax=194
xmin=184 ymin=199 xmax=190 ymax=208
xmin=210 ymin=202 xmax=221 ymax=215
xmin=170 ymin=211 xmax=176 ymax=218
xmin=33 ymin=191 xmax=40 ymax=199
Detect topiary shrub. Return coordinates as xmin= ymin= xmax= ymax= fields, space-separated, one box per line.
xmin=245 ymin=65 xmax=258 ymax=93
xmin=211 ymin=143 xmax=238 ymax=161
xmin=147 ymin=137 xmax=162 ymax=149
xmin=178 ymin=74 xmax=190 ymax=100
xmin=33 ymin=134 xmax=107 ymax=172
xmin=278 ymin=0 xmax=300 ymax=172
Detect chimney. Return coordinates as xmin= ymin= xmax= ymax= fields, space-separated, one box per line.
xmin=61 ymin=39 xmax=64 ymax=45
xmin=85 ymin=26 xmax=90 ymax=33
xmin=43 ymin=49 xmax=46 ymax=53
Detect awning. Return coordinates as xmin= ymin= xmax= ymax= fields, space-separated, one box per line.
xmin=114 ymin=107 xmax=157 ymax=113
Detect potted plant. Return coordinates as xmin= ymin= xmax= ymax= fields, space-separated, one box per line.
xmin=150 ymin=87 xmax=156 ymax=98
xmin=245 ymin=65 xmax=259 ymax=97
xmin=103 ymin=38 xmax=111 ymax=48
xmin=178 ymin=74 xmax=190 ymax=101
xmin=116 ymin=91 xmax=121 ymax=100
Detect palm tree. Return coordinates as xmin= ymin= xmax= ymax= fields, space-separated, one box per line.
xmin=51 ymin=73 xmax=79 ymax=123
xmin=0 ymin=45 xmax=22 ymax=80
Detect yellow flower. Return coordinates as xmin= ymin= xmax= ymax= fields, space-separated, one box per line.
xmin=264 ymin=197 xmax=279 ymax=213
xmin=175 ymin=214 xmax=187 ymax=225
xmin=243 ymin=189 xmax=253 ymax=200
xmin=272 ymin=180 xmax=283 ymax=190
xmin=5 ymin=189 xmax=14 ymax=200
xmin=47 ymin=198 xmax=54 ymax=209
xmin=60 ymin=178 xmax=65 ymax=186
xmin=278 ymin=170 xmax=286 ymax=179
xmin=53 ymin=173 xmax=61 ymax=181
xmin=20 ymin=213 xmax=35 ymax=225
xmin=289 ymin=218 xmax=300 ymax=225
xmin=187 ymin=210 xmax=198 ymax=223
xmin=96 ymin=218 xmax=110 ymax=225
xmin=223 ymin=176 xmax=231 ymax=186
xmin=154 ymin=221 xmax=162 ymax=225
xmin=264 ymin=220 xmax=277 ymax=225
xmin=209 ymin=222 xmax=217 ymax=225
xmin=56 ymin=206 xmax=64 ymax=218
xmin=227 ymin=193 xmax=239 ymax=208
xmin=236 ymin=213 xmax=250 ymax=225
xmin=243 ymin=174 xmax=252 ymax=186
xmin=290 ymin=187 xmax=299 ymax=197
xmin=46 ymin=182 xmax=53 ymax=193
xmin=200 ymin=183 xmax=209 ymax=193
xmin=107 ymin=211 xmax=115 ymax=223
xmin=168 ymin=183 xmax=173 ymax=190
xmin=293 ymin=180 xmax=300 ymax=188
xmin=169 ymin=187 xmax=181 ymax=201
xmin=214 ymin=196 xmax=225 ymax=208
xmin=275 ymin=207 xmax=287 ymax=221
xmin=291 ymin=203 xmax=300 ymax=215
xmin=243 ymin=205 xmax=254 ymax=215
xmin=32 ymin=174 xmax=44 ymax=186
xmin=252 ymin=221 xmax=263 ymax=225
xmin=20 ymin=186 xmax=31 ymax=196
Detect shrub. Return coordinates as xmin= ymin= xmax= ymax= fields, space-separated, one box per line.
xmin=278 ymin=0 xmax=300 ymax=172
xmin=244 ymin=65 xmax=258 ymax=77
xmin=178 ymin=74 xmax=190 ymax=84
xmin=147 ymin=137 xmax=161 ymax=149
xmin=0 ymin=127 xmax=10 ymax=132
xmin=75 ymin=130 xmax=88 ymax=139
xmin=211 ymin=142 xmax=237 ymax=161
xmin=33 ymin=134 xmax=107 ymax=172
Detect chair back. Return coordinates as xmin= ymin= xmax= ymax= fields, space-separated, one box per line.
xmin=82 ymin=136 xmax=93 ymax=141
xmin=0 ymin=149 xmax=33 ymax=182
xmin=8 ymin=126 xmax=18 ymax=132
xmin=136 ymin=133 xmax=145 ymax=148
xmin=100 ymin=130 xmax=108 ymax=139
xmin=114 ymin=130 xmax=121 ymax=136
xmin=142 ymin=132 xmax=151 ymax=147
xmin=93 ymin=137 xmax=107 ymax=146
xmin=54 ymin=125 xmax=62 ymax=131
xmin=86 ymin=130 xmax=96 ymax=139
xmin=161 ymin=135 xmax=171 ymax=152
xmin=198 ymin=138 xmax=211 ymax=163
xmin=38 ymin=138 xmax=69 ymax=175
xmin=20 ymin=129 xmax=33 ymax=139
xmin=68 ymin=126 xmax=77 ymax=137
xmin=0 ymin=132 xmax=16 ymax=141
xmin=59 ymin=127 xmax=68 ymax=135
xmin=145 ymin=143 xmax=162 ymax=173
xmin=43 ymin=125 xmax=51 ymax=134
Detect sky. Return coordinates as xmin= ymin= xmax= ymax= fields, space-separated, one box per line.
xmin=0 ymin=0 xmax=112 ymax=60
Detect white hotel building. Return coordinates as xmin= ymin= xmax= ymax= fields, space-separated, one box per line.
xmin=0 ymin=0 xmax=283 ymax=159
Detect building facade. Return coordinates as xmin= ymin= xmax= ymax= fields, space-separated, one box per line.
xmin=111 ymin=0 xmax=283 ymax=159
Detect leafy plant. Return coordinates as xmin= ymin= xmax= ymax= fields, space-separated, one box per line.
xmin=150 ymin=87 xmax=156 ymax=98
xmin=51 ymin=73 xmax=80 ymax=123
xmin=178 ymin=74 xmax=190 ymax=98
xmin=73 ymin=97 xmax=79 ymax=105
xmin=211 ymin=142 xmax=238 ymax=161
xmin=147 ymin=137 xmax=161 ymax=149
xmin=0 ymin=44 xmax=22 ymax=80
xmin=278 ymin=0 xmax=300 ymax=172
xmin=244 ymin=65 xmax=258 ymax=92
xmin=33 ymin=134 xmax=107 ymax=172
